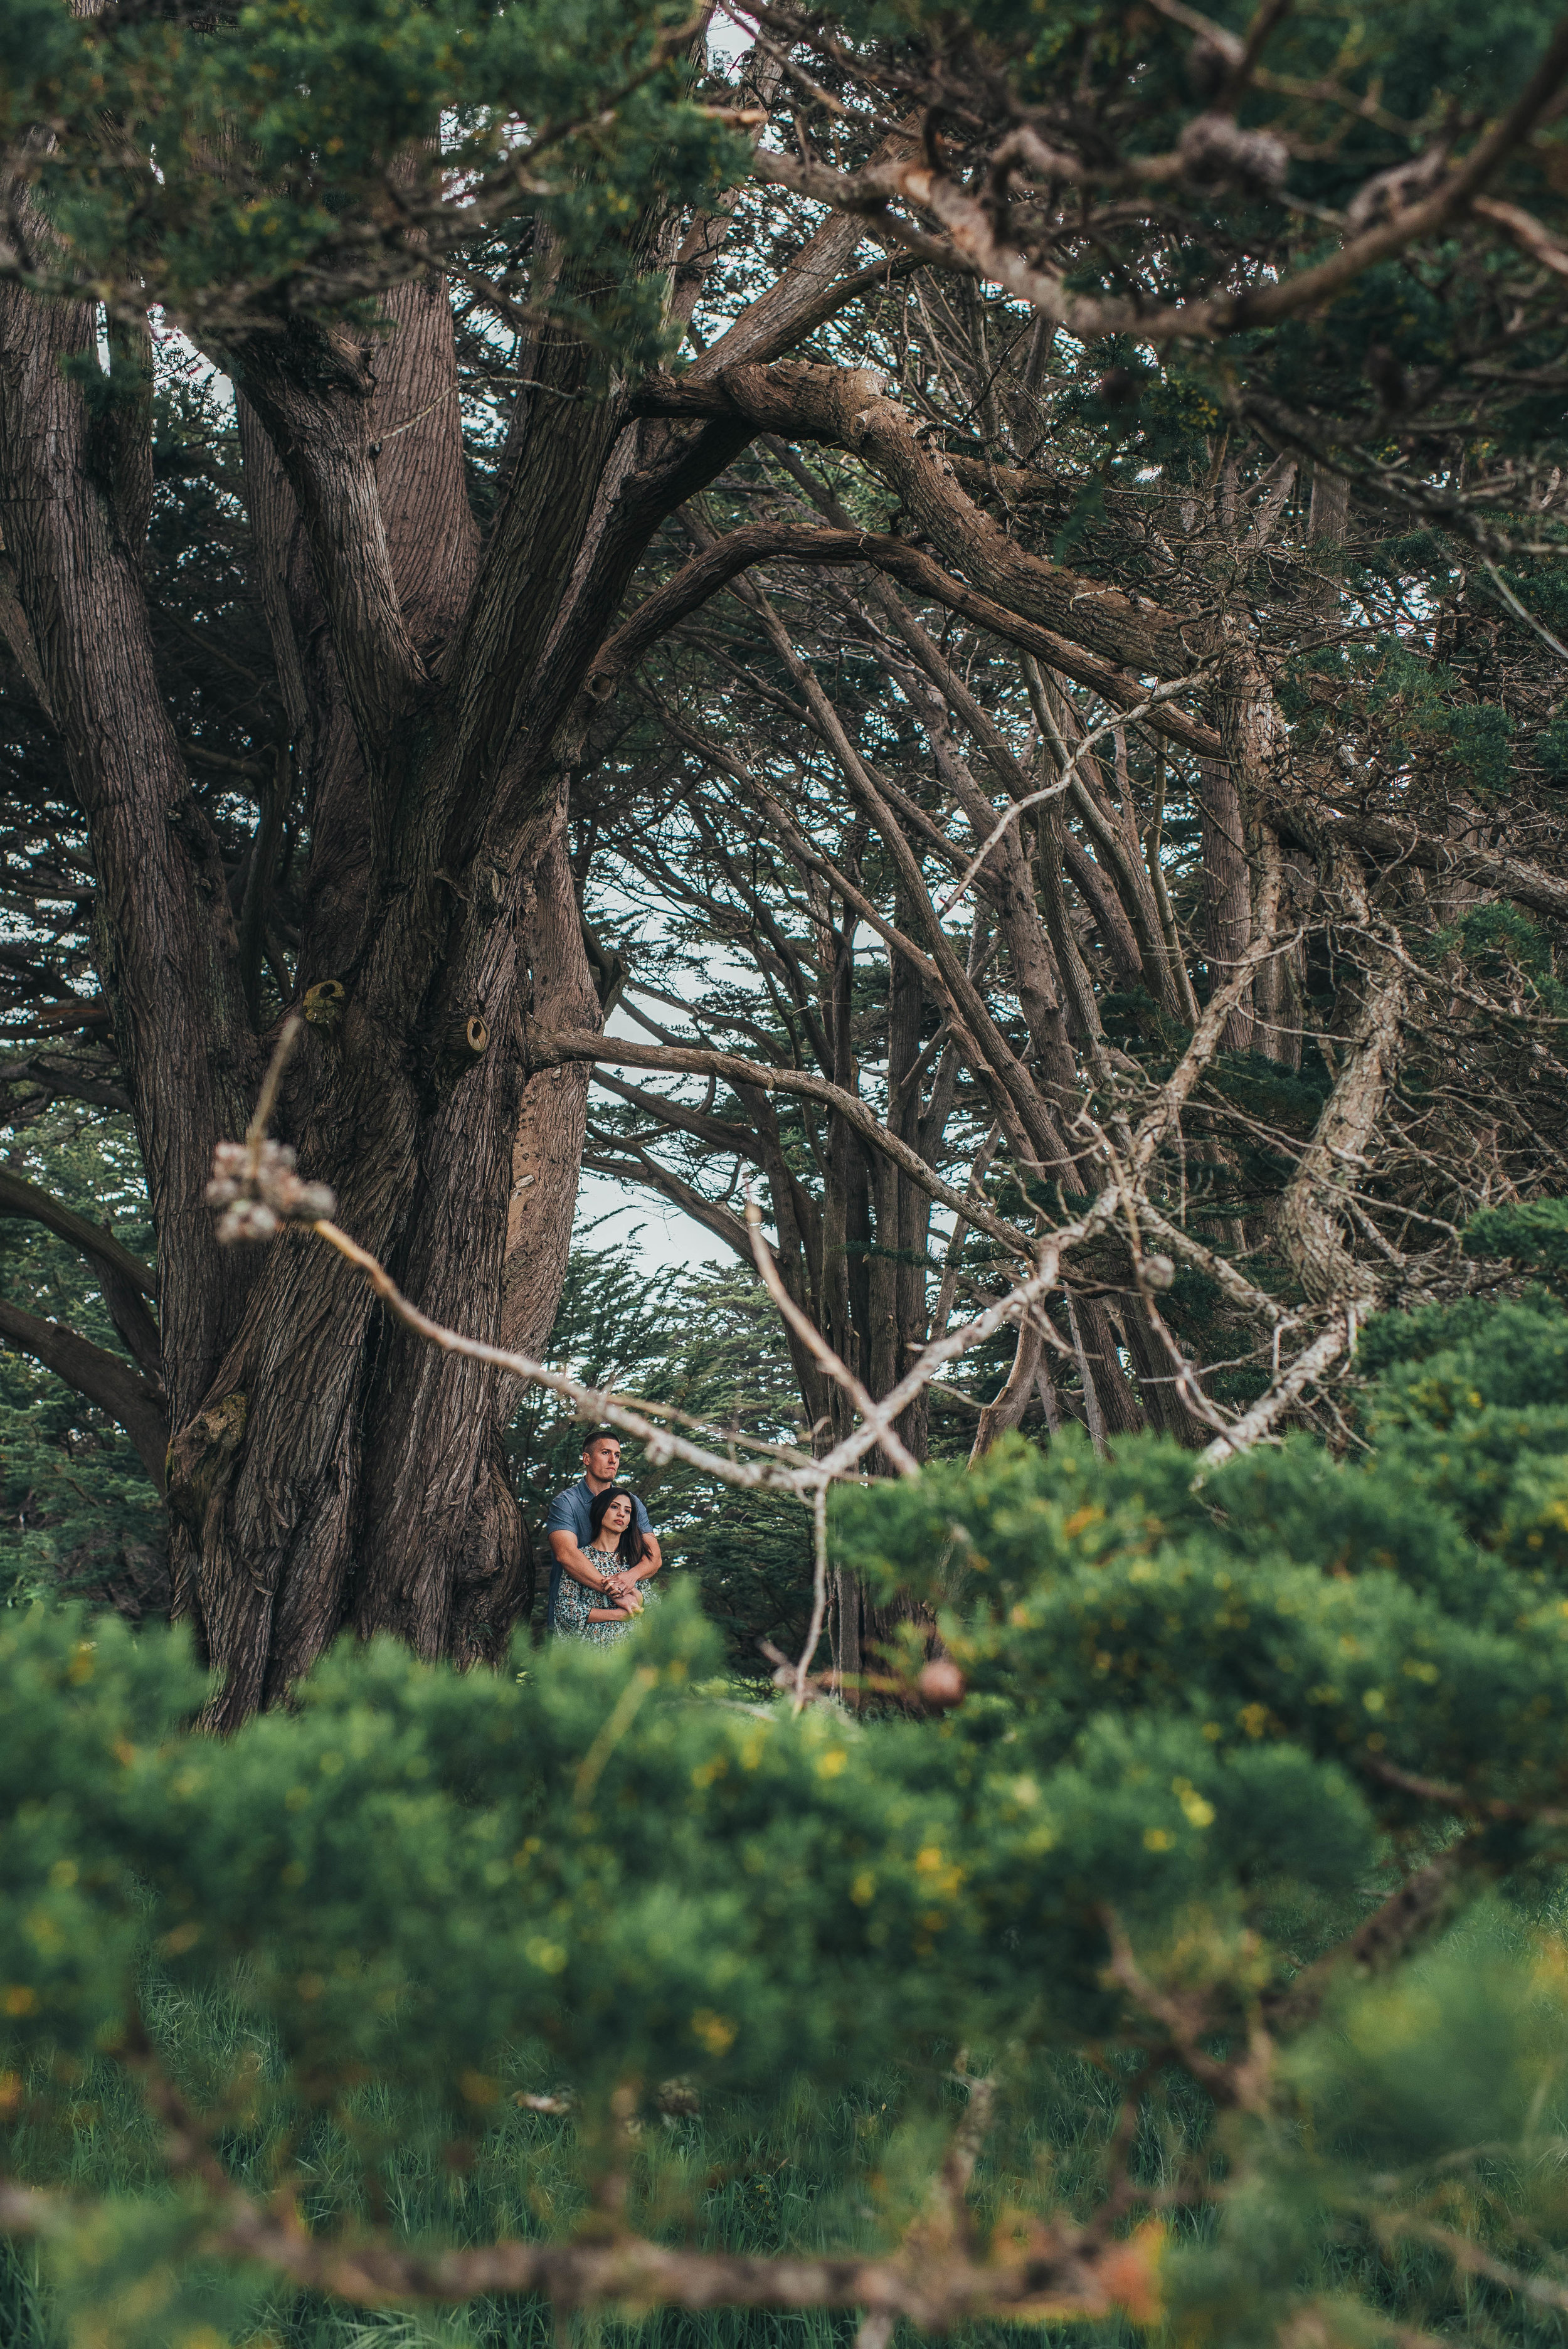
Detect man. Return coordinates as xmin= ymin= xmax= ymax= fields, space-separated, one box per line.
xmin=544 ymin=1428 xmax=662 ymax=1631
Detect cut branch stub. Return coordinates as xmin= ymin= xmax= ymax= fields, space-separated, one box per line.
xmin=302 ymin=978 xmax=347 ymax=1032
xmin=430 ymin=1010 xmax=490 ymax=1086
xmin=166 ymin=1389 xmax=248 ymax=1544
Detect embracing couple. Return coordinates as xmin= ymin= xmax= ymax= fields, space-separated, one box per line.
xmin=544 ymin=1428 xmax=662 ymax=1646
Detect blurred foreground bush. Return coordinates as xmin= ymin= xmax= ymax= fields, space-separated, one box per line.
xmin=10 ymin=1291 xmax=1568 ymax=2343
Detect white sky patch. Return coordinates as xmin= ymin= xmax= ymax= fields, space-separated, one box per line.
xmin=572 ymin=1171 xmax=721 ymax=1272
xmin=706 ymin=10 xmax=755 ymax=71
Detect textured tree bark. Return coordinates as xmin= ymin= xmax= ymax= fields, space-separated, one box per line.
xmin=0 ymin=157 xmax=763 ymax=1721
xmin=0 ymin=281 xmax=255 ymax=1423
xmin=1306 ymin=463 xmax=1349 ymax=618
xmin=154 ymin=279 xmax=519 ymax=1722
xmin=1279 ymin=957 xmax=1407 ymax=1310
xmin=1197 ymin=751 xmax=1255 ymax=1058
xmin=1219 ymin=641 xmax=1295 ymax=1068
xmin=502 ymin=829 xmax=600 ymax=1363
xmin=868 ymin=899 xmax=933 ymax=1471
xmin=968 ymin=1308 xmax=1045 ymax=1460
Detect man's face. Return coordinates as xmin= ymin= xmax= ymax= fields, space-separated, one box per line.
xmin=583 ymin=1438 xmax=621 ymax=1485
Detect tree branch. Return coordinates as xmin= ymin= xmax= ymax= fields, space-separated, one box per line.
xmin=0 ymin=2172 xmax=1150 ymax=2325
xmin=588 ymin=516 xmax=1224 ymax=758
xmin=689 ymin=118 xmax=926 ymax=376
xmin=0 ymin=1295 xmax=167 ymax=1488
xmin=748 ymin=18 xmax=1568 ymax=346
xmin=1278 ymin=948 xmax=1407 ymax=1310
xmin=1263 ymin=1842 xmax=1480 ymax=2033
xmin=1269 ymin=801 xmax=1568 ymax=925
xmin=532 ymin=1028 xmax=1034 ymax=1260
xmin=742 ymin=1190 xmax=921 ymax=1478
xmin=627 ymin=361 xmax=1200 ymax=677
xmin=0 ymin=1164 xmax=156 ymax=1298
xmin=0 ymin=1162 xmax=162 ymax=1384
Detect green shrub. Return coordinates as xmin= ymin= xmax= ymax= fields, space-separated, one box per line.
xmin=10 ymin=1294 xmax=1568 ymax=2342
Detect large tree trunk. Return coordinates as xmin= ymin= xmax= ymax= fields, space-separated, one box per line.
xmin=0 ymin=142 xmax=761 ymax=1722
xmin=0 ymin=281 xmax=255 ymax=1429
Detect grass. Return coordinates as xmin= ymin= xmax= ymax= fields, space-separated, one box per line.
xmin=11 ymin=1889 xmax=1568 ymax=2345
xmin=12 ymin=1952 xmax=1568 ymax=2349
xmin=1 ymin=1959 xmax=1173 ymax=2349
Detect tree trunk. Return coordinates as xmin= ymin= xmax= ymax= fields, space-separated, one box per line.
xmin=0 ymin=143 xmax=763 ymax=1722
xmin=1198 ymin=750 xmax=1255 ymax=1057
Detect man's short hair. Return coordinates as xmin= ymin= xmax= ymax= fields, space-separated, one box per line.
xmin=580 ymin=1426 xmax=617 ymax=1451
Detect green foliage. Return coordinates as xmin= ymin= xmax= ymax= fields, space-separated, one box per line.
xmin=0 ymin=1111 xmax=165 ymax=1613
xmin=829 ymin=1288 xmax=1568 ymax=1816
xmin=12 ymin=1296 xmax=1568 ymax=2338
xmin=861 ymin=0 xmax=1568 ymax=134
xmin=1465 ymin=1199 xmax=1568 ymax=1276
xmin=12 ymin=0 xmax=743 ymax=363
xmin=1281 ymin=638 xmax=1516 ymax=794
xmin=816 ymin=0 xmax=1568 ymax=484
xmin=0 ymin=1388 xmax=164 ymax=1615
xmin=1449 ymin=902 xmax=1568 ymax=1000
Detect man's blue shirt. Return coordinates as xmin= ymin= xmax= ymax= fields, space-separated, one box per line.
xmin=544 ymin=1478 xmax=653 ymax=1620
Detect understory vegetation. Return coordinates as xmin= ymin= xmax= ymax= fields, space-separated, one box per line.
xmin=1 ymin=1150 xmax=821 ymax=1673
xmin=11 ymin=1231 xmax=1568 ymax=2343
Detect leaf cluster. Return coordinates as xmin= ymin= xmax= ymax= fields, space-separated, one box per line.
xmin=6 ymin=0 xmax=744 ymax=360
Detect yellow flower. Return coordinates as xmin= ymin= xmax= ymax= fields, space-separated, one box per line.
xmin=1171 ymin=1778 xmax=1214 ymax=1829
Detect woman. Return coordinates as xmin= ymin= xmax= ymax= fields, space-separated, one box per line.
xmin=550 ymin=1485 xmax=657 ymax=1646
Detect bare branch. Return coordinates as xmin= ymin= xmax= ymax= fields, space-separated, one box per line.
xmin=1195 ymin=1313 xmax=1351 ymax=1471
xmin=588 ymin=511 xmax=1224 ymax=759
xmin=0 ymin=1295 xmax=167 ymax=1488
xmin=743 ymin=1192 xmax=921 ymax=1480
xmin=305 ymin=1214 xmax=825 ymax=1497
xmin=0 ymin=1162 xmax=157 ymax=1297
xmin=1128 ymin=837 xmax=1292 ymax=1181
xmin=748 ymin=18 xmax=1568 ymax=346
xmin=0 ymin=2168 xmax=1152 ymax=2325
xmin=933 ymin=669 xmax=1217 ymax=920
xmin=532 ymin=1029 xmax=1036 ymax=1261
xmin=1264 ymin=1843 xmax=1480 ymax=2033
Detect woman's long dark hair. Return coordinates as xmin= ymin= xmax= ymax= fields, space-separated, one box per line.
xmin=588 ymin=1484 xmax=646 ymax=1568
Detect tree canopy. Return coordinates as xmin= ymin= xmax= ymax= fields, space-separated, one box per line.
xmin=7 ymin=5 xmax=1568 ymax=1696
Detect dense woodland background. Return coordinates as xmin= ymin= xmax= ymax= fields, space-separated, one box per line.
xmin=10 ymin=3 xmax=1568 ymax=1660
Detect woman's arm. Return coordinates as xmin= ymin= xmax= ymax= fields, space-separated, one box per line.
xmin=549 ymin=1529 xmax=636 ymax=1603
xmin=587 ymin=1604 xmax=632 ymax=1621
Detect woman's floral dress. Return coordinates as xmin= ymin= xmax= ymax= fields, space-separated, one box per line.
xmin=551 ymin=1547 xmax=657 ymax=1646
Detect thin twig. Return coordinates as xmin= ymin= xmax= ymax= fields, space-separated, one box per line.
xmin=743 ymin=1190 xmax=921 ymax=1478
xmin=308 ymin=1216 xmax=820 ymax=1498
xmin=245 ymin=1011 xmax=302 ymax=1153
xmin=798 ymin=1483 xmax=830 ymax=1712
xmin=1195 ymin=1313 xmax=1350 ymax=1471
xmin=933 ymin=669 xmax=1216 ymax=920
